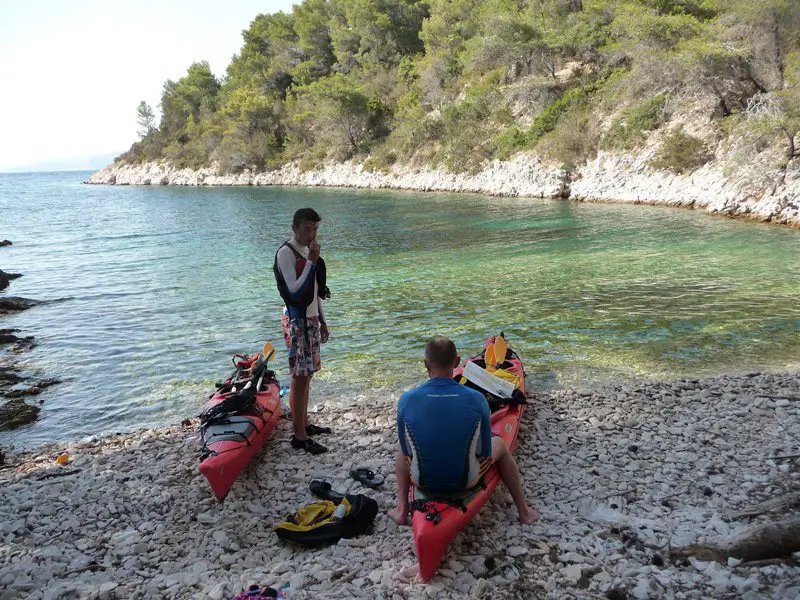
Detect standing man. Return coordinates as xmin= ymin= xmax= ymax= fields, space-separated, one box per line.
xmin=274 ymin=208 xmax=331 ymax=454
xmin=388 ymin=337 xmax=539 ymax=525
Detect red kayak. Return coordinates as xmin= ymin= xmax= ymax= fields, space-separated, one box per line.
xmin=410 ymin=334 xmax=526 ymax=582
xmin=199 ymin=345 xmax=281 ymax=500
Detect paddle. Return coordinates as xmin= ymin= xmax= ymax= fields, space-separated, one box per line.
xmin=262 ymin=341 xmax=276 ymax=364
xmin=484 ymin=342 xmax=497 ymax=370
xmin=494 ymin=335 xmax=507 ymax=366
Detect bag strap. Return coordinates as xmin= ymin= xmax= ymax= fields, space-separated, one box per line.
xmin=282 ymin=241 xmax=304 ymax=261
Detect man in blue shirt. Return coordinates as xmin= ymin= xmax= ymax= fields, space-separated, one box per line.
xmin=388 ymin=337 xmax=539 ymax=525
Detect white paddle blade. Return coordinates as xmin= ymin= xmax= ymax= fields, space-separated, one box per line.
xmin=463 ymin=361 xmax=516 ymax=399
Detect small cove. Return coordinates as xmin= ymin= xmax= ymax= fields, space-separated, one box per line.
xmin=1 ymin=171 xmax=798 ymax=447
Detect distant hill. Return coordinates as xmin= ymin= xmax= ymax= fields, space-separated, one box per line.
xmin=2 ymin=151 xmax=123 ymax=174
xmin=118 ymin=0 xmax=799 ymax=183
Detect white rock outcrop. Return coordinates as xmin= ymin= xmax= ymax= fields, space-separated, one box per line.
xmin=86 ymin=153 xmax=800 ymax=227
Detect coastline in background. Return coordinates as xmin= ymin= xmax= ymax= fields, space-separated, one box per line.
xmin=88 ymin=155 xmax=800 ymax=228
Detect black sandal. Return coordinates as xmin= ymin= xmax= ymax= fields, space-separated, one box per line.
xmin=305 ymin=424 xmax=332 ymax=436
xmin=309 ymin=479 xmax=346 ymax=503
xmin=349 ymin=467 xmax=384 ymax=488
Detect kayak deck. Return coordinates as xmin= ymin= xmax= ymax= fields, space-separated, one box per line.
xmin=198 ymin=351 xmax=281 ymax=500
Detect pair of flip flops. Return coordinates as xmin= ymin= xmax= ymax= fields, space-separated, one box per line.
xmin=309 ymin=468 xmax=384 ymax=501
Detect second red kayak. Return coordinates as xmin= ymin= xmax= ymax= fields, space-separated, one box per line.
xmin=410 ymin=334 xmax=527 ymax=582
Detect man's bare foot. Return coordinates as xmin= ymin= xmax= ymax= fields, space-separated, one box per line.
xmin=387 ymin=507 xmax=408 ymax=525
xmin=519 ymin=506 xmax=540 ymax=524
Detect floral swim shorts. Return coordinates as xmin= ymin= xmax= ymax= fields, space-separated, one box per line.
xmin=281 ymin=314 xmax=322 ymax=377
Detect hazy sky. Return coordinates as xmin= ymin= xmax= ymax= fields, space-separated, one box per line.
xmin=0 ymin=0 xmax=297 ymax=172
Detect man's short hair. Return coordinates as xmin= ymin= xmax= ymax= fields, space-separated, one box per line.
xmin=293 ymin=208 xmax=321 ymax=228
xmin=425 ymin=337 xmax=458 ymax=369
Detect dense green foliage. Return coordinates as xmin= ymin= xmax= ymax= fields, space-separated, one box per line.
xmin=648 ymin=125 xmax=710 ymax=172
xmin=601 ymin=93 xmax=669 ymax=150
xmin=120 ymin=0 xmax=800 ymax=174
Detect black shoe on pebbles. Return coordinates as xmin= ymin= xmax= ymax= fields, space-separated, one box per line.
xmin=290 ymin=435 xmax=328 ymax=455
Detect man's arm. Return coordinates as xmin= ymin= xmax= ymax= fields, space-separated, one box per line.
xmin=277 ymin=245 xmax=316 ymax=301
xmin=477 ymin=394 xmax=492 ymax=458
xmin=318 ymin=300 xmax=329 ymax=342
xmin=397 ymin=394 xmax=411 ymax=456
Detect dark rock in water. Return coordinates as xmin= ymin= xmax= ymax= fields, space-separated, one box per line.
xmin=0 ymin=296 xmax=39 ymax=314
xmin=0 ymin=329 xmax=35 ymax=347
xmin=36 ymin=377 xmax=61 ymax=388
xmin=0 ymin=240 xmax=11 ymax=247
xmin=0 ymin=367 xmax=24 ymax=384
xmin=4 ymin=387 xmax=43 ymax=398
xmin=3 ymin=378 xmax=60 ymax=399
xmin=0 ymin=328 xmax=22 ymax=343
xmin=0 ymin=398 xmax=40 ymax=431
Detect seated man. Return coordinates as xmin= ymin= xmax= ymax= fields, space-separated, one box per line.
xmin=388 ymin=337 xmax=539 ymax=525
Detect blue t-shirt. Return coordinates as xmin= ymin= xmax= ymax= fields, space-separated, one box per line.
xmin=397 ymin=377 xmax=492 ymax=491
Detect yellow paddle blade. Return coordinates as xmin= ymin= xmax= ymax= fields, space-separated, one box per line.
xmin=261 ymin=341 xmax=276 ymax=363
xmin=484 ymin=342 xmax=497 ymax=370
xmin=494 ymin=335 xmax=507 ymax=365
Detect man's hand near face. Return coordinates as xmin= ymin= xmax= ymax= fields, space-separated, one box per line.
xmin=309 ymin=240 xmax=321 ymax=262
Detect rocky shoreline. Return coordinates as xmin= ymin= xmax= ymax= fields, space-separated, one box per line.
xmin=0 ymin=242 xmax=61 ymax=438
xmin=1 ymin=371 xmax=798 ymax=599
xmin=86 ymin=153 xmax=800 ymax=228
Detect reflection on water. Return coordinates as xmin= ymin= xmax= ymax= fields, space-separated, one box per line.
xmin=1 ymin=172 xmax=798 ymax=447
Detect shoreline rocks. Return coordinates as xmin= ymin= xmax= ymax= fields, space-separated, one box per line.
xmin=0 ymin=242 xmax=58 ymax=431
xmin=0 ymin=269 xmax=22 ymax=291
xmin=0 ymin=296 xmax=39 ymax=315
xmin=1 ymin=371 xmax=798 ymax=599
xmin=86 ymin=153 xmax=800 ymax=228
xmin=0 ymin=398 xmax=41 ymax=432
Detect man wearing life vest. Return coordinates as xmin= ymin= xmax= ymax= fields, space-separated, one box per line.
xmin=388 ymin=337 xmax=539 ymax=524
xmin=273 ymin=208 xmax=331 ymax=455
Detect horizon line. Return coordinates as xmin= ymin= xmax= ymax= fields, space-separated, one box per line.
xmin=0 ymin=167 xmax=100 ymax=175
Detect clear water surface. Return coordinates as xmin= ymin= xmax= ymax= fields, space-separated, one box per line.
xmin=1 ymin=171 xmax=798 ymax=448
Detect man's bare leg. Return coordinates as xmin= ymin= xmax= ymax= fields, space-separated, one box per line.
xmin=387 ymin=452 xmax=410 ymax=525
xmin=491 ymin=437 xmax=540 ymax=524
xmin=290 ymin=375 xmax=310 ymax=440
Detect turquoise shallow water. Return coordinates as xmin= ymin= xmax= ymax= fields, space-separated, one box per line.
xmin=1 ymin=171 xmax=799 ymax=448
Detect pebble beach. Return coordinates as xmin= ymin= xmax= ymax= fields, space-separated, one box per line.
xmin=1 ymin=372 xmax=799 ymax=600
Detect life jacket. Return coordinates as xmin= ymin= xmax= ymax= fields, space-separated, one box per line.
xmin=273 ymin=241 xmax=330 ymax=318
